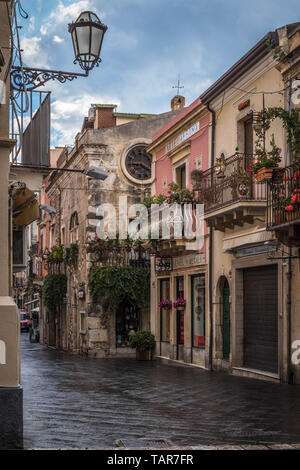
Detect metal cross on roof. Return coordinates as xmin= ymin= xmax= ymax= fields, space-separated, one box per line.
xmin=172 ymin=75 xmax=184 ymax=96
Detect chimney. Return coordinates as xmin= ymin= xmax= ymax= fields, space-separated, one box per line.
xmin=94 ymin=104 xmax=118 ymax=129
xmin=171 ymin=95 xmax=185 ymax=111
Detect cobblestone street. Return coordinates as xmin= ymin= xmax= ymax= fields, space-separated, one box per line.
xmin=21 ymin=334 xmax=300 ymax=449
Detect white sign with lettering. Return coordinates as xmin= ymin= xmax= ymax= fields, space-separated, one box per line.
xmin=173 ymin=253 xmax=205 ymax=269
xmin=0 ymin=340 xmax=6 ymax=365
xmin=166 ymin=121 xmax=200 ymax=153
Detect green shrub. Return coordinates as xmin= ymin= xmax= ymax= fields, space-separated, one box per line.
xmin=42 ymin=274 xmax=67 ymax=312
xmin=129 ymin=331 xmax=155 ymax=352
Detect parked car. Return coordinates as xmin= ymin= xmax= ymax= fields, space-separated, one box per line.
xmin=20 ymin=311 xmax=32 ymax=332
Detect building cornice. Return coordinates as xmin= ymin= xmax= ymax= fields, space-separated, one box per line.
xmin=210 ymin=53 xmax=278 ymax=111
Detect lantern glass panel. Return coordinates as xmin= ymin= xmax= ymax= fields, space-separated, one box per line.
xmin=72 ymin=30 xmax=79 ymax=57
xmin=76 ymin=25 xmax=90 ymax=56
xmin=91 ymin=26 xmax=103 ymax=56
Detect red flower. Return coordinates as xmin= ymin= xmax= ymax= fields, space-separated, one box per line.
xmin=249 ymin=164 xmax=253 ymax=168
xmin=291 ymin=195 xmax=297 ymax=204
xmin=285 ymin=205 xmax=294 ymax=211
xmin=249 ymin=171 xmax=253 ymax=175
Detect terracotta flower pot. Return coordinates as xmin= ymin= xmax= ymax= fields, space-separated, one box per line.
xmin=255 ymin=167 xmax=274 ymax=183
xmin=176 ymin=306 xmax=185 ymax=311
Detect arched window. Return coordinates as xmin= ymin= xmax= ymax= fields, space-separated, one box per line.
xmin=70 ymin=212 xmax=79 ymax=243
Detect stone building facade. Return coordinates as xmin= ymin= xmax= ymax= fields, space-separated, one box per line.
xmin=41 ymin=103 xmax=182 ymax=357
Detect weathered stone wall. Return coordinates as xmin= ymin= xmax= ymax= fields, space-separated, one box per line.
xmin=46 ymin=109 xmax=181 ymax=356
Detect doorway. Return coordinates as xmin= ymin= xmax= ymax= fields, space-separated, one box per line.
xmin=243 ymin=265 xmax=278 ymax=374
xmin=116 ymin=300 xmax=139 ymax=348
xmin=222 ymin=279 xmax=230 ymax=360
xmin=176 ymin=276 xmax=184 ymax=361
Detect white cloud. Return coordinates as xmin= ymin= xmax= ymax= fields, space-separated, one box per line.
xmin=28 ymin=16 xmax=35 ymax=33
xmin=51 ymin=92 xmax=121 ymax=146
xmin=20 ymin=36 xmax=49 ymax=68
xmin=53 ymin=35 xmax=64 ymax=44
xmin=49 ymin=0 xmax=98 ymax=24
xmin=40 ymin=25 xmax=48 ymax=36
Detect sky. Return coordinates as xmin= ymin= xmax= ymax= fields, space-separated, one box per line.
xmin=17 ymin=0 xmax=300 ymax=147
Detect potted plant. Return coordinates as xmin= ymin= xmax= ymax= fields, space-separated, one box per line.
xmin=173 ymin=298 xmax=186 ymax=311
xmin=129 ymin=331 xmax=156 ymax=360
xmin=159 ymin=299 xmax=172 ymax=310
xmin=249 ymin=134 xmax=282 ymax=183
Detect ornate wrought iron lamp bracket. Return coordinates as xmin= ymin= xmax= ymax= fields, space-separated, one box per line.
xmin=11 ymin=66 xmax=88 ymax=91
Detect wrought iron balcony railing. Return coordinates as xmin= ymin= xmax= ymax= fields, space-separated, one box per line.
xmin=267 ymin=161 xmax=300 ymax=230
xmin=198 ymin=152 xmax=266 ymax=213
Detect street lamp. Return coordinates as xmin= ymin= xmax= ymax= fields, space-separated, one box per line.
xmin=84 ymin=166 xmax=108 ymax=180
xmin=11 ymin=10 xmax=108 ymax=91
xmin=40 ymin=204 xmax=56 ymax=214
xmin=68 ymin=11 xmax=108 ymax=72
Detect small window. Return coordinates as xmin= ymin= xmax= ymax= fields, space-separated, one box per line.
xmin=70 ymin=212 xmax=79 ymax=243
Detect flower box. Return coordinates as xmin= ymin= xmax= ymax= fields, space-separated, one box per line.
xmin=255 ymin=167 xmax=274 ymax=183
xmin=173 ymin=298 xmax=186 ymax=310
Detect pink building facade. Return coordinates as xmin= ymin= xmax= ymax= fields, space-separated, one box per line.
xmin=148 ymin=97 xmax=211 ymax=367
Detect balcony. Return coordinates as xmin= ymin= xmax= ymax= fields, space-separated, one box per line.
xmin=198 ymin=152 xmax=266 ymax=231
xmin=267 ymin=161 xmax=300 ymax=246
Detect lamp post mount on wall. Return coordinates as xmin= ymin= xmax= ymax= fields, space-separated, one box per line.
xmin=11 ymin=11 xmax=107 ymax=91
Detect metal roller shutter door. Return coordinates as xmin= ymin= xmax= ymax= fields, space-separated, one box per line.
xmin=243 ymin=265 xmax=278 ymax=374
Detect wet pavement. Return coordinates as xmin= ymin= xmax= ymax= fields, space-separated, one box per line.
xmin=21 ymin=334 xmax=300 ymax=449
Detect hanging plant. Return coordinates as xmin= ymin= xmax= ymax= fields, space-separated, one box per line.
xmin=64 ymin=243 xmax=79 ymax=269
xmin=88 ymin=265 xmax=150 ymax=310
xmin=42 ymin=273 xmax=67 ymax=313
xmin=51 ymin=244 xmax=64 ymax=260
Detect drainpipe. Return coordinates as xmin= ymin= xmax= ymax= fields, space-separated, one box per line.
xmin=207 ymin=102 xmax=216 ymax=371
xmin=286 ymin=79 xmax=293 ymax=384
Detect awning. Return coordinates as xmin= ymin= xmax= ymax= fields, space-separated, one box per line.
xmin=25 ymin=299 xmax=39 ymax=306
xmin=12 ymin=185 xmax=40 ymax=226
xmin=31 ymin=307 xmax=40 ymax=313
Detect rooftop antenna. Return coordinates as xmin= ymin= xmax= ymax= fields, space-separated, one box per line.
xmin=172 ymin=75 xmax=184 ymax=96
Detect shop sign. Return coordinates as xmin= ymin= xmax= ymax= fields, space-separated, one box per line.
xmin=166 ymin=121 xmax=200 ymax=153
xmin=234 ymin=244 xmax=276 ymax=258
xmin=155 ymin=257 xmax=172 ymax=273
xmin=173 ymin=253 xmax=205 ymax=269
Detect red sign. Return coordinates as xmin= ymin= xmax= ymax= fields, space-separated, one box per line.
xmin=238 ymin=99 xmax=250 ymax=111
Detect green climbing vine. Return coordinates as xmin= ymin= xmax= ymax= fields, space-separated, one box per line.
xmin=265 ymin=33 xmax=286 ymax=62
xmin=88 ymin=265 xmax=150 ymax=310
xmin=255 ymin=107 xmax=300 ymax=161
xmin=64 ymin=243 xmax=79 ymax=269
xmin=42 ymin=273 xmax=67 ymax=313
